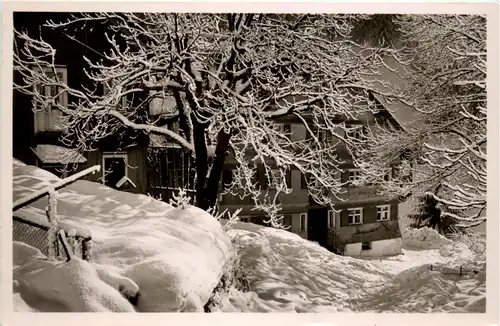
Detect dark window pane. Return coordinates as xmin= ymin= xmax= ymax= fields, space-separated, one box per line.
xmin=104 ymin=157 xmax=126 ymax=188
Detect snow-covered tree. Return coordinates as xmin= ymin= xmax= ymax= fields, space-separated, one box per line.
xmin=14 ymin=13 xmax=403 ymax=226
xmin=352 ymin=14 xmax=487 ymax=229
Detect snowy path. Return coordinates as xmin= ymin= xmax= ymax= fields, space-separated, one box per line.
xmin=213 ymin=222 xmax=486 ymax=313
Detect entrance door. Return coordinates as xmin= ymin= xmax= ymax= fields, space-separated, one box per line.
xmin=307 ymin=207 xmax=328 ymax=247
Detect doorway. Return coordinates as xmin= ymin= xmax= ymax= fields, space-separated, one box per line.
xmin=307 ymin=207 xmax=328 ymax=247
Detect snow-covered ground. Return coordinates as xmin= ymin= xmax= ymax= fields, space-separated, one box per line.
xmin=12 ymin=159 xmax=486 ymax=313
xmin=211 ymin=223 xmax=486 ymax=313
xmin=13 ymin=160 xmax=235 ymax=312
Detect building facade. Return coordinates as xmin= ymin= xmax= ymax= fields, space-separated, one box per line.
xmin=218 ymin=108 xmax=405 ymax=257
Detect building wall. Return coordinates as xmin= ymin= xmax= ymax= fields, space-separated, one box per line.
xmin=220 ymin=116 xmax=403 ymax=255
xmin=343 ymin=238 xmax=403 ymax=257
xmin=335 ymin=202 xmax=400 ymax=244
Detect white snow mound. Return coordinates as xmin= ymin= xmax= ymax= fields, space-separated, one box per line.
xmin=401 ymin=226 xmax=452 ymax=249
xmin=13 ymin=242 xmax=136 ymax=312
xmin=13 ymin=162 xmax=235 ymax=312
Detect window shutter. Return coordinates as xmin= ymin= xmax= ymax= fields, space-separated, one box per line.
xmin=335 ymin=210 xmax=341 ymax=229
xmin=258 ymin=165 xmax=268 ymax=189
xmin=286 ymin=169 xmax=292 ymax=188
xmin=364 ymin=206 xmax=378 ymax=224
xmin=301 ymin=173 xmax=307 ymax=189
xmin=390 ymin=204 xmax=398 ymax=221
xmin=252 ymin=168 xmax=259 ymax=185
xmin=340 ymin=210 xmax=349 ymax=227
xmin=341 ymin=171 xmax=348 ymax=183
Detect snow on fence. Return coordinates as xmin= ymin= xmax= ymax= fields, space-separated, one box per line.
xmin=13 ymin=165 xmax=101 ymax=211
xmin=428 ymin=264 xmax=485 ymax=276
xmin=12 ymin=165 xmax=100 ymax=261
xmin=13 ymin=214 xmax=92 ymax=261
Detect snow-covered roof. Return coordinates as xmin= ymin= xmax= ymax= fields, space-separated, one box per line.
xmin=30 ymin=144 xmax=87 ymax=165
xmin=371 ymin=93 xmax=410 ymax=132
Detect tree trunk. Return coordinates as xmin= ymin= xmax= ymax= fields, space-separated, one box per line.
xmin=193 ymin=121 xmax=208 ymax=209
xmin=192 ymin=127 xmax=232 ymax=211
xmin=203 ymin=129 xmax=232 ymax=209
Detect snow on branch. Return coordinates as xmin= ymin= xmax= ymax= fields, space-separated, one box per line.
xmin=352 ymin=14 xmax=487 ymax=228
xmin=15 ymin=13 xmax=407 ymax=227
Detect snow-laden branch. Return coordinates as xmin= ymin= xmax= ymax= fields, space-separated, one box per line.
xmin=15 ymin=13 xmax=406 ymax=226
xmin=351 ymin=14 xmax=487 ymax=229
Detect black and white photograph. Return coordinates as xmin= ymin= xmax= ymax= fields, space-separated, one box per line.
xmin=2 ymin=2 xmax=497 ymax=320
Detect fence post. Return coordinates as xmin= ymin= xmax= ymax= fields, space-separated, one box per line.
xmin=57 ymin=230 xmax=74 ymax=262
xmin=67 ymin=229 xmax=77 ymax=255
xmin=83 ymin=239 xmax=92 ymax=261
xmin=46 ymin=188 xmax=59 ymax=260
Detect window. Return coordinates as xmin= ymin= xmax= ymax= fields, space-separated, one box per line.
xmin=33 ymin=66 xmax=68 ymax=133
xmin=222 ymin=169 xmax=235 ymax=190
xmin=315 ymin=128 xmax=332 ymax=145
xmin=361 ymin=242 xmax=372 ymax=250
xmin=383 ymin=171 xmax=391 ymax=182
xmin=377 ymin=205 xmax=390 ymax=221
xmin=276 ymin=123 xmax=291 ymax=135
xmin=148 ymin=148 xmax=194 ymax=191
xmin=346 ymin=126 xmax=364 ymax=140
xmin=328 ymin=210 xmax=335 ymax=228
xmin=300 ymin=213 xmax=307 ymax=232
xmin=269 ymin=170 xmax=283 ymax=185
xmin=348 ymin=169 xmax=362 ymax=182
xmin=348 ymin=208 xmax=363 ymax=225
xmin=317 ymin=129 xmax=325 ymax=142
xmin=102 ymin=153 xmax=128 ymax=189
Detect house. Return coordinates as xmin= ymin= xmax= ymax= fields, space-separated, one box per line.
xmin=218 ymin=100 xmax=406 ymax=257
xmin=13 ymin=12 xmax=195 ymax=197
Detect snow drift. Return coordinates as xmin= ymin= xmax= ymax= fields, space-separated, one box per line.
xmin=401 ymin=226 xmax=453 ymax=249
xmin=12 ymin=160 xmax=235 ymax=312
xmin=14 ymin=241 xmax=136 ymax=312
xmin=212 ymin=221 xmax=485 ymax=313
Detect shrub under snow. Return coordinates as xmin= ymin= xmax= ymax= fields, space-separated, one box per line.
xmin=401 ymin=226 xmax=453 ymax=249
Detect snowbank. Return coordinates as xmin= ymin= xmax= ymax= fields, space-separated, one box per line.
xmin=218 ymin=222 xmax=392 ymax=312
xmin=354 ymin=263 xmax=486 ymax=312
xmin=400 ymin=226 xmax=478 ymax=263
xmin=401 ymin=226 xmax=452 ymax=249
xmin=13 ymin=242 xmax=136 ymax=312
xmin=213 ymin=222 xmax=485 ymax=313
xmin=13 ymin=162 xmax=235 ymax=312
